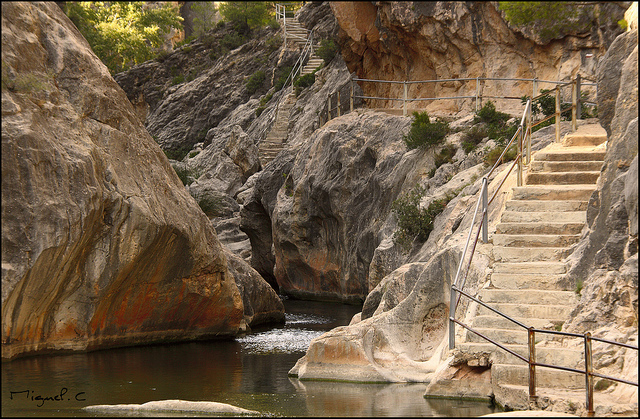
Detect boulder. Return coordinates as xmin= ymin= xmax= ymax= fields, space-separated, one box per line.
xmin=1 ymin=2 xmax=246 ymax=359
xmin=224 ymin=250 xmax=284 ymax=329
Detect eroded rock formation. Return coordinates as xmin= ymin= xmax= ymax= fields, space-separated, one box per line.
xmin=333 ymin=1 xmax=628 ymax=116
xmin=1 ymin=2 xmax=282 ymax=360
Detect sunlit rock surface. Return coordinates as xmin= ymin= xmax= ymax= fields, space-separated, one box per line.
xmin=1 ymin=2 xmax=246 ymax=359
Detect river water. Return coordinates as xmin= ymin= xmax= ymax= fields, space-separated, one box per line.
xmin=2 ymin=298 xmax=496 ymax=417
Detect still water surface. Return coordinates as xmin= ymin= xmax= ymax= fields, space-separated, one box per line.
xmin=2 ymin=298 xmax=496 ymax=417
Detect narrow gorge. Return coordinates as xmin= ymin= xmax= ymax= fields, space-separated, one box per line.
xmin=2 ymin=1 xmax=637 ymax=417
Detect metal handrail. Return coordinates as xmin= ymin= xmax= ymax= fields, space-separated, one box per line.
xmin=447 ymin=84 xmax=638 ymax=416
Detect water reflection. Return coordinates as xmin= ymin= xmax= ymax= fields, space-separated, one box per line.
xmin=2 ymin=298 xmax=496 ymax=417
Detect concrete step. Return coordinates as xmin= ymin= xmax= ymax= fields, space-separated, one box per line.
xmin=500 ymin=210 xmax=585 ymax=223
xmin=478 ymin=289 xmax=578 ymax=306
xmin=492 ymin=364 xmax=585 ymax=389
xmin=457 ymin=342 xmax=583 ymax=366
xmin=491 ymin=273 xmax=570 ymax=290
xmin=534 ymin=149 xmax=606 ymax=162
xmin=493 ymin=261 xmax=567 ymax=275
xmin=493 ymin=246 xmax=571 ymax=262
xmin=511 ymin=185 xmax=596 ymax=201
xmin=526 ymin=171 xmax=601 ymax=185
xmin=493 ymin=233 xmax=581 ymax=247
xmin=496 ymin=222 xmax=584 ymax=235
xmin=476 ymin=303 xmax=573 ymax=320
xmin=504 ymin=200 xmax=587 ymax=212
xmin=529 ymin=160 xmax=603 ymax=172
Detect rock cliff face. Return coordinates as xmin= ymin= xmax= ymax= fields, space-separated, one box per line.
xmin=1 ymin=2 xmax=282 ymax=360
xmin=563 ymin=14 xmax=638 ymax=401
xmin=332 ymin=1 xmax=628 ymax=116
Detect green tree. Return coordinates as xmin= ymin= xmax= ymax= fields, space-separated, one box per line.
xmin=64 ymin=1 xmax=183 ymax=74
xmin=218 ymin=1 xmax=270 ymax=33
xmin=190 ymin=2 xmax=218 ymax=38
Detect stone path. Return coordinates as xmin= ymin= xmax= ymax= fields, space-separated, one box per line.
xmin=259 ymin=17 xmax=323 ymax=168
xmin=458 ymin=124 xmax=619 ymax=412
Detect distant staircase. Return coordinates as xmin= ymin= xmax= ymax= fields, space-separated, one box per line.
xmin=458 ymin=124 xmax=609 ymax=410
xmin=259 ymin=11 xmax=323 ymax=168
xmin=259 ymin=92 xmax=296 ymax=166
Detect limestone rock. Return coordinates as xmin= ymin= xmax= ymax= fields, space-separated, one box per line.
xmin=271 ymin=112 xmax=414 ymax=303
xmin=224 ymin=250 xmax=284 ymax=329
xmin=596 ymin=30 xmax=638 ymax=136
xmin=83 ymin=400 xmax=260 ymax=415
xmin=333 ymin=2 xmax=626 ymax=117
xmin=1 ymin=2 xmax=245 ymax=359
xmin=563 ymin=18 xmax=638 ymax=400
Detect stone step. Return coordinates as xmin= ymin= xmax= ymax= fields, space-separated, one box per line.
xmin=504 ymin=200 xmax=587 ymax=212
xmin=561 ymin=133 xmax=608 ymax=147
xmin=457 ymin=342 xmax=583 ymax=367
xmin=526 ymin=171 xmax=601 ymax=185
xmin=476 ymin=303 xmax=572 ymax=320
xmin=529 ymin=160 xmax=603 ymax=172
xmin=491 ymin=273 xmax=570 ymax=290
xmin=493 ymin=246 xmax=571 ymax=262
xmin=492 ymin=364 xmax=585 ymax=389
xmin=534 ymin=149 xmax=606 ymax=162
xmin=471 ymin=315 xmax=556 ymax=330
xmin=493 ymin=233 xmax=581 ymax=248
xmin=466 ymin=327 xmax=532 ymax=345
xmin=500 ymin=210 xmax=585 ymax=223
xmin=493 ymin=262 xmax=567 ymax=275
xmin=496 ymin=222 xmax=584 ymax=235
xmin=511 ymin=185 xmax=596 ymax=201
xmin=478 ymin=289 xmax=578 ymax=306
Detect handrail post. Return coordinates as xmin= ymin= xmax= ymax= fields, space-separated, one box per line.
xmin=403 ymin=81 xmax=407 ymax=116
xmin=526 ymin=99 xmax=532 ymax=165
xmin=517 ymin=127 xmax=523 ymax=187
xmin=576 ymin=73 xmax=582 ymax=121
xmin=528 ymin=327 xmax=538 ymax=401
xmin=337 ymin=91 xmax=341 ymax=117
xmin=327 ymin=95 xmax=331 ymax=122
xmin=571 ymin=78 xmax=578 ymax=131
xmin=585 ymin=332 xmax=595 ymax=416
xmin=532 ymin=77 xmax=537 ymax=100
xmin=449 ymin=287 xmax=456 ymax=350
xmin=555 ymin=87 xmax=561 ymax=143
xmin=475 ymin=77 xmax=480 ymax=113
xmin=481 ymin=177 xmax=488 ymax=243
xmin=350 ymin=80 xmax=354 ymax=112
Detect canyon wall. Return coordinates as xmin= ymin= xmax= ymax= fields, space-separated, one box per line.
xmin=1 ymin=2 xmax=282 ymax=360
xmin=333 ymin=1 xmax=628 ymax=116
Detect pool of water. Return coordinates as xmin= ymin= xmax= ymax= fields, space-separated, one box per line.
xmin=2 ymin=298 xmax=496 ymax=417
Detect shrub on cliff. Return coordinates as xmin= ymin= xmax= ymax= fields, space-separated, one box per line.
xmin=403 ymin=112 xmax=450 ymax=150
xmin=316 ymin=39 xmax=339 ymax=63
xmin=391 ymin=186 xmax=451 ymax=250
xmin=246 ymin=70 xmax=266 ymax=95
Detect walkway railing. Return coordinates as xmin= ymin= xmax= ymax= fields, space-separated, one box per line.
xmin=275 ymin=3 xmax=310 ymax=47
xmin=320 ymin=75 xmax=593 ymax=149
xmin=445 ymin=92 xmax=638 ymax=416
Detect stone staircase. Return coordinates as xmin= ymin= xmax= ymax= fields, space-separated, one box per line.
xmin=258 ymin=16 xmax=323 ymax=168
xmin=283 ymin=17 xmax=323 ymax=76
xmin=259 ymin=92 xmax=296 ymax=167
xmin=458 ymin=124 xmax=609 ymax=410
